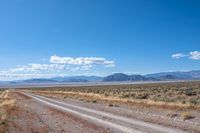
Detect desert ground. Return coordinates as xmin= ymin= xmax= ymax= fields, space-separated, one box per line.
xmin=1 ymin=81 xmax=200 ymax=133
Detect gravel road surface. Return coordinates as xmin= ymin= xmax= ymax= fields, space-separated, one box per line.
xmin=22 ymin=92 xmax=188 ymax=133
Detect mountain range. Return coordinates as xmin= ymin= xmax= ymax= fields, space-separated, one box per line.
xmin=4 ymin=70 xmax=200 ymax=84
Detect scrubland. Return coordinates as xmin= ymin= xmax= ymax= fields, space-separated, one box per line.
xmin=30 ymin=81 xmax=200 ymax=110
xmin=1 ymin=81 xmax=199 ymax=132
xmin=0 ymin=90 xmax=16 ymax=133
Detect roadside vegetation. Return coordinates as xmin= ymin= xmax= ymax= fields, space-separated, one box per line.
xmin=0 ymin=90 xmax=16 ymax=133
xmin=28 ymin=81 xmax=200 ymax=110
xmin=181 ymin=112 xmax=193 ymax=121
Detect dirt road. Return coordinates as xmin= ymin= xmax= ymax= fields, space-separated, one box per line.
xmin=20 ymin=92 xmax=189 ymax=133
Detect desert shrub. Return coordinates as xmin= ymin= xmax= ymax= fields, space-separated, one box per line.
xmin=120 ymin=93 xmax=130 ymax=98
xmin=108 ymin=103 xmax=114 ymax=107
xmin=80 ymin=98 xmax=84 ymax=101
xmin=108 ymin=103 xmax=118 ymax=107
xmin=181 ymin=100 xmax=186 ymax=104
xmin=30 ymin=81 xmax=200 ymax=109
xmin=167 ymin=112 xmax=178 ymax=118
xmin=189 ymin=98 xmax=198 ymax=105
xmin=135 ymin=93 xmax=149 ymax=99
xmin=103 ymin=92 xmax=109 ymax=97
xmin=92 ymin=100 xmax=97 ymax=103
xmin=63 ymin=96 xmax=68 ymax=99
xmin=181 ymin=112 xmax=193 ymax=121
xmin=184 ymin=89 xmax=196 ymax=96
xmin=0 ymin=120 xmax=5 ymax=125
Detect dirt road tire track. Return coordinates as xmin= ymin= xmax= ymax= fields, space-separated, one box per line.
xmin=22 ymin=92 xmax=188 ymax=133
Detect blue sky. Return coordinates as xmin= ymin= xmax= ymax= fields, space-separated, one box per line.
xmin=0 ymin=0 xmax=200 ymax=80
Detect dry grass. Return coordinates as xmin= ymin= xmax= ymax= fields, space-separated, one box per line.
xmin=181 ymin=112 xmax=193 ymax=121
xmin=0 ymin=90 xmax=16 ymax=107
xmin=26 ymin=81 xmax=200 ymax=110
xmin=0 ymin=90 xmax=16 ymax=132
xmin=32 ymin=90 xmax=192 ymax=110
xmin=166 ymin=111 xmax=178 ymax=118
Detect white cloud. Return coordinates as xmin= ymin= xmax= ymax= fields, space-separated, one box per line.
xmin=81 ymin=65 xmax=93 ymax=70
xmin=9 ymin=55 xmax=115 ymax=73
xmin=189 ymin=51 xmax=200 ymax=60
xmin=172 ymin=51 xmax=200 ymax=60
xmin=50 ymin=55 xmax=115 ymax=67
xmin=71 ymin=67 xmax=80 ymax=72
xmin=172 ymin=53 xmax=187 ymax=59
xmin=9 ymin=64 xmax=68 ymax=72
xmin=0 ymin=55 xmax=115 ymax=80
xmin=0 ymin=73 xmax=60 ymax=81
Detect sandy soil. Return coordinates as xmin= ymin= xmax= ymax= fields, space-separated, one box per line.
xmin=4 ymin=92 xmax=113 ymax=133
xmin=1 ymin=90 xmax=200 ymax=133
xmin=31 ymin=91 xmax=200 ymax=133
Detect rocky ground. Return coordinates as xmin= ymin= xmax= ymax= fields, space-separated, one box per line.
xmin=0 ymin=90 xmax=200 ymax=133
xmin=2 ymin=91 xmax=113 ymax=133
xmin=31 ymin=90 xmax=200 ymax=133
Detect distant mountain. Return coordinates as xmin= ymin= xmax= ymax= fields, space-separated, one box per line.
xmin=103 ymin=73 xmax=158 ymax=82
xmin=103 ymin=71 xmax=200 ymax=82
xmin=14 ymin=76 xmax=103 ymax=84
xmin=129 ymin=75 xmax=148 ymax=81
xmin=103 ymin=73 xmax=130 ymax=81
xmin=23 ymin=79 xmax=58 ymax=83
xmin=186 ymin=70 xmax=200 ymax=79
xmin=145 ymin=70 xmax=200 ymax=79
xmin=1 ymin=70 xmax=200 ymax=84
xmin=103 ymin=73 xmax=159 ymax=82
xmin=158 ymin=74 xmax=177 ymax=80
xmin=62 ymin=78 xmax=88 ymax=82
xmin=51 ymin=76 xmax=103 ymax=82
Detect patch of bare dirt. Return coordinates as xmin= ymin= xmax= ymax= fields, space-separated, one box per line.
xmin=33 ymin=91 xmax=200 ymax=133
xmin=6 ymin=92 xmax=113 ymax=133
xmin=0 ymin=90 xmax=16 ymax=133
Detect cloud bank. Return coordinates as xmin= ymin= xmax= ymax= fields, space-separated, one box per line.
xmin=0 ymin=55 xmax=115 ymax=80
xmin=189 ymin=51 xmax=200 ymax=60
xmin=172 ymin=51 xmax=200 ymax=60
xmin=50 ymin=55 xmax=115 ymax=67
xmin=171 ymin=53 xmax=187 ymax=59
